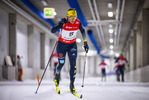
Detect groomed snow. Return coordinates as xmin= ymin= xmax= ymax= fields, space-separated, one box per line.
xmin=0 ymin=76 xmax=149 ymax=100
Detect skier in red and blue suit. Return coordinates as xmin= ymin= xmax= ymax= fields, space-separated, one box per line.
xmin=115 ymin=53 xmax=129 ymax=82
xmin=99 ymin=59 xmax=108 ymax=81
xmin=51 ymin=8 xmax=89 ymax=94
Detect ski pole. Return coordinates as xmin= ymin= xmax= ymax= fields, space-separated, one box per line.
xmin=35 ymin=41 xmax=58 ymax=94
xmin=81 ymin=52 xmax=87 ymax=87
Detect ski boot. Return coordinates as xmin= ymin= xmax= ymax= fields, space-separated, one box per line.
xmin=70 ymin=80 xmax=76 ymax=93
xmin=54 ymin=73 xmax=60 ymax=94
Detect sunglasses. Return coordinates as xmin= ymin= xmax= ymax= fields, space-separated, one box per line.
xmin=69 ymin=16 xmax=77 ymax=20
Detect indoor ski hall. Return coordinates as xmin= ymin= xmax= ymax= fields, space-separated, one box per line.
xmin=0 ymin=0 xmax=149 ymax=100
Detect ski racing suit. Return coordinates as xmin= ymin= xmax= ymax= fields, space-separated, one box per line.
xmin=115 ymin=57 xmax=128 ymax=81
xmin=99 ymin=62 xmax=107 ymax=77
xmin=51 ymin=18 xmax=87 ymax=82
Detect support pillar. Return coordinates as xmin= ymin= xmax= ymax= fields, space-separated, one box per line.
xmin=142 ymin=9 xmax=149 ymax=66
xmin=8 ymin=13 xmax=16 ymax=80
xmin=136 ymin=22 xmax=142 ymax=68
xmin=9 ymin=13 xmax=17 ymax=66
xmin=129 ymin=35 xmax=134 ymax=71
xmin=40 ymin=33 xmax=45 ymax=69
xmin=133 ymin=30 xmax=137 ymax=70
xmin=28 ymin=25 xmax=34 ymax=68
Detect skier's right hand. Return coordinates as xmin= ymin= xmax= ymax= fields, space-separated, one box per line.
xmin=61 ymin=18 xmax=67 ymax=24
xmin=84 ymin=41 xmax=89 ymax=53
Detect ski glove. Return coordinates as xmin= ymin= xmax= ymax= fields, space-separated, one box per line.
xmin=61 ymin=18 xmax=67 ymax=24
xmin=84 ymin=41 xmax=89 ymax=53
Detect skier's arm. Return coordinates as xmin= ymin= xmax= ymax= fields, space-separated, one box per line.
xmin=79 ymin=22 xmax=87 ymax=42
xmin=51 ymin=18 xmax=67 ymax=33
xmin=79 ymin=22 xmax=89 ymax=53
xmin=51 ymin=21 xmax=63 ymax=33
xmin=125 ymin=58 xmax=128 ymax=63
xmin=125 ymin=58 xmax=129 ymax=67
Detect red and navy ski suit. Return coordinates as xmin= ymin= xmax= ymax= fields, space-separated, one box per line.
xmin=115 ymin=57 xmax=128 ymax=81
xmin=51 ymin=18 xmax=86 ymax=82
xmin=99 ymin=62 xmax=107 ymax=77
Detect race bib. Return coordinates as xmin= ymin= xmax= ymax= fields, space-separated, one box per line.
xmin=118 ymin=60 xmax=125 ymax=65
xmin=61 ymin=30 xmax=77 ymax=40
xmin=101 ymin=65 xmax=106 ymax=69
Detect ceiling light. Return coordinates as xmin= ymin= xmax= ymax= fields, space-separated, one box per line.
xmin=108 ymin=3 xmax=113 ymax=8
xmin=109 ymin=39 xmax=114 ymax=43
xmin=76 ymin=38 xmax=81 ymax=43
xmin=109 ymin=24 xmax=113 ymax=28
xmin=108 ymin=12 xmax=113 ymax=17
xmin=109 ymin=29 xmax=113 ymax=33
xmin=41 ymin=0 xmax=48 ymax=6
xmin=115 ymin=53 xmax=119 ymax=57
xmin=110 ymin=45 xmax=114 ymax=49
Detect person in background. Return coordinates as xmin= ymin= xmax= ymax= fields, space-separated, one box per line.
xmin=17 ymin=55 xmax=23 ymax=81
xmin=98 ymin=59 xmax=108 ymax=81
xmin=115 ymin=53 xmax=129 ymax=82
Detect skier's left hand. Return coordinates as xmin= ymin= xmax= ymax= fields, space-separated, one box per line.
xmin=84 ymin=41 xmax=89 ymax=53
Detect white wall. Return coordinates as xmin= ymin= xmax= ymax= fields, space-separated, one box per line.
xmin=80 ymin=56 xmax=84 ymax=75
xmin=0 ymin=6 xmax=59 ymax=81
xmin=89 ymin=57 xmax=95 ymax=75
xmin=104 ymin=58 xmax=110 ymax=73
xmin=0 ymin=8 xmax=9 ymax=66
xmin=16 ymin=19 xmax=28 ymax=68
xmin=85 ymin=57 xmax=89 ymax=75
xmin=109 ymin=57 xmax=116 ymax=72
xmin=136 ymin=30 xmax=142 ymax=68
xmin=45 ymin=35 xmax=50 ymax=69
xmin=96 ymin=56 xmax=101 ymax=75
xmin=125 ymin=65 xmax=149 ymax=82
xmin=33 ymin=29 xmax=40 ymax=69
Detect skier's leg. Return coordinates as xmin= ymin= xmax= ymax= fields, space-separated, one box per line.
xmin=54 ymin=42 xmax=66 ymax=94
xmin=104 ymin=70 xmax=106 ymax=81
xmin=68 ymin=43 xmax=77 ymax=93
xmin=55 ymin=42 xmax=66 ymax=76
xmin=119 ymin=66 xmax=123 ymax=82
xmin=101 ymin=69 xmax=103 ymax=81
xmin=121 ymin=66 xmax=125 ymax=82
xmin=117 ymin=66 xmax=121 ymax=82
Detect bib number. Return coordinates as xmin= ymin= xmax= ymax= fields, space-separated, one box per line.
xmin=61 ymin=30 xmax=77 ymax=40
xmin=69 ymin=32 xmax=74 ymax=36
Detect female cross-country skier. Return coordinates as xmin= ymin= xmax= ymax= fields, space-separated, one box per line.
xmin=51 ymin=8 xmax=89 ymax=94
